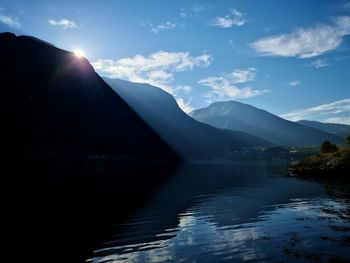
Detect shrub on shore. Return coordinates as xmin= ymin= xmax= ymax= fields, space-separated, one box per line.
xmin=289 ymin=136 xmax=350 ymax=180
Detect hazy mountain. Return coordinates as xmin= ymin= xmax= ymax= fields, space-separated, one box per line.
xmin=104 ymin=78 xmax=271 ymax=160
xmin=0 ymin=32 xmax=177 ymax=160
xmin=190 ymin=101 xmax=343 ymax=147
xmin=297 ymin=120 xmax=350 ymax=138
xmin=220 ymin=129 xmax=273 ymax=148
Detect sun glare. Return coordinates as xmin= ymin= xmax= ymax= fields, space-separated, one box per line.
xmin=73 ymin=48 xmax=85 ymax=58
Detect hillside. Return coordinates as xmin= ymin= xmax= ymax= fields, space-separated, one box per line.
xmin=104 ymin=78 xmax=271 ymax=160
xmin=297 ymin=120 xmax=350 ymax=138
xmin=0 ymin=32 xmax=177 ymax=160
xmin=190 ymin=101 xmax=343 ymax=147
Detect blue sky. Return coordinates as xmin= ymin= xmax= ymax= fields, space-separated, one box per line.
xmin=1 ymin=0 xmax=350 ymax=124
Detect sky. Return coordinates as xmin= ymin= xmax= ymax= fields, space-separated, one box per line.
xmin=1 ymin=0 xmax=350 ymax=124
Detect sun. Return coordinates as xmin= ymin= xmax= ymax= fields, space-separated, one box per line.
xmin=73 ymin=48 xmax=85 ymax=58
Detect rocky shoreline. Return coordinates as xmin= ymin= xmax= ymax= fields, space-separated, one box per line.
xmin=288 ymin=147 xmax=350 ymax=181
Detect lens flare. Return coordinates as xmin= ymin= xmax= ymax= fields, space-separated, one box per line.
xmin=73 ymin=48 xmax=85 ymax=58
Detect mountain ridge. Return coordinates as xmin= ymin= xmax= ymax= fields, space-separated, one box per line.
xmin=190 ymin=100 xmax=344 ymax=147
xmin=103 ymin=78 xmax=272 ymax=160
xmin=0 ymin=32 xmax=177 ymax=160
xmin=296 ymin=120 xmax=350 ymax=138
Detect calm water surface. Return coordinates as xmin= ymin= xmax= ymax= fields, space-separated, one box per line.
xmin=87 ymin=161 xmax=350 ymax=262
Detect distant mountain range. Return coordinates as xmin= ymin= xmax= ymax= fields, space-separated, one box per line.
xmin=0 ymin=32 xmax=177 ymax=160
xmin=190 ymin=101 xmax=344 ymax=147
xmin=104 ymin=78 xmax=271 ymax=160
xmin=296 ymin=120 xmax=350 ymax=138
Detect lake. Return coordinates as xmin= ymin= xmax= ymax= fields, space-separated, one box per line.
xmin=87 ymin=161 xmax=350 ymax=262
xmin=5 ymin=160 xmax=350 ymax=262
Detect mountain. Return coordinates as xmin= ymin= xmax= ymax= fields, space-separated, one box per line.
xmin=297 ymin=120 xmax=350 ymax=138
xmin=190 ymin=101 xmax=344 ymax=147
xmin=220 ymin=129 xmax=273 ymax=148
xmin=103 ymin=78 xmax=271 ymax=160
xmin=0 ymin=32 xmax=177 ymax=160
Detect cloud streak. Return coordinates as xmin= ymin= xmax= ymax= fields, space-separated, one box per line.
xmin=143 ymin=21 xmax=177 ymax=33
xmin=0 ymin=14 xmax=20 ymax=28
xmin=289 ymin=80 xmax=300 ymax=86
xmin=251 ymin=16 xmax=350 ymax=58
xmin=48 ymin=19 xmax=78 ymax=29
xmin=324 ymin=116 xmax=350 ymax=125
xmin=198 ymin=68 xmax=269 ymax=100
xmin=180 ymin=4 xmax=203 ymax=18
xmin=175 ymin=85 xmax=192 ymax=94
xmin=310 ymin=59 xmax=328 ymax=68
xmin=176 ymin=97 xmax=193 ymax=113
xmin=211 ymin=9 xmax=245 ymax=28
xmin=280 ymin=98 xmax=350 ymax=123
xmin=227 ymin=68 xmax=256 ymax=84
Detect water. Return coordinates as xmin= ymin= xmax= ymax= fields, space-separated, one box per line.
xmin=87 ymin=162 xmax=350 ymax=262
xmin=5 ymin=160 xmax=350 ymax=262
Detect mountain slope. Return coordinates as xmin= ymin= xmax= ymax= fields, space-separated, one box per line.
xmin=190 ymin=101 xmax=343 ymax=147
xmin=220 ymin=129 xmax=273 ymax=148
xmin=103 ymin=78 xmax=271 ymax=160
xmin=0 ymin=32 xmax=177 ymax=160
xmin=297 ymin=120 xmax=350 ymax=138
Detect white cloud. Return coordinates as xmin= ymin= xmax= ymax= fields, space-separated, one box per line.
xmin=180 ymin=4 xmax=203 ymax=18
xmin=324 ymin=116 xmax=350 ymax=125
xmin=198 ymin=68 xmax=269 ymax=100
xmin=199 ymin=77 xmax=268 ymax=99
xmin=227 ymin=68 xmax=256 ymax=84
xmin=176 ymin=97 xmax=193 ymax=113
xmin=310 ymin=59 xmax=328 ymax=68
xmin=289 ymin=80 xmax=300 ymax=86
xmin=251 ymin=16 xmax=350 ymax=58
xmin=280 ymin=98 xmax=350 ymax=122
xmin=48 ymin=19 xmax=78 ymax=29
xmin=143 ymin=21 xmax=177 ymax=34
xmin=175 ymin=85 xmax=192 ymax=94
xmin=92 ymin=51 xmax=212 ymax=94
xmin=211 ymin=9 xmax=245 ymax=28
xmin=0 ymin=14 xmax=20 ymax=28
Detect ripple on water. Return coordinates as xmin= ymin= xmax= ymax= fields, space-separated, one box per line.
xmin=88 ymin=163 xmax=350 ymax=263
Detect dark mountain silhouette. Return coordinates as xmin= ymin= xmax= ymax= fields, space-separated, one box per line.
xmin=0 ymin=32 xmax=177 ymax=160
xmin=297 ymin=120 xmax=350 ymax=138
xmin=103 ymin=78 xmax=271 ymax=160
xmin=190 ymin=101 xmax=343 ymax=147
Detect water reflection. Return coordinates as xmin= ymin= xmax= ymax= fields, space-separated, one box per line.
xmin=89 ymin=162 xmax=350 ymax=262
xmin=4 ymin=159 xmax=178 ymax=263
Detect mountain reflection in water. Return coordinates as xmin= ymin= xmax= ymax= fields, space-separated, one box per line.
xmin=4 ymin=160 xmax=350 ymax=262
xmin=88 ymin=162 xmax=350 ymax=263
